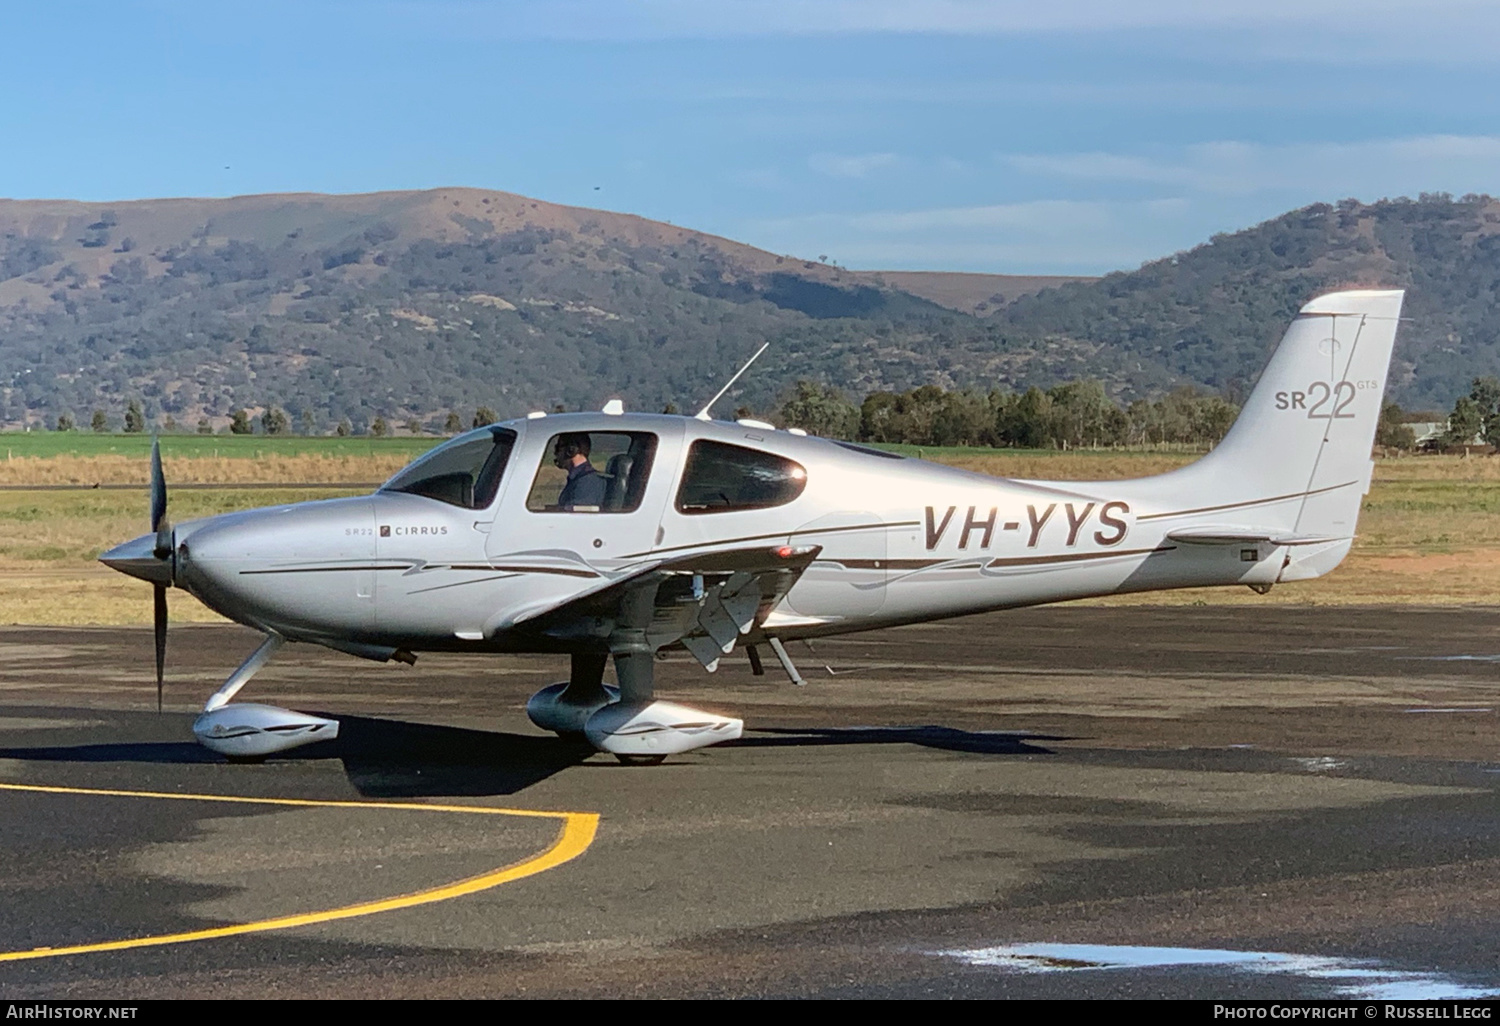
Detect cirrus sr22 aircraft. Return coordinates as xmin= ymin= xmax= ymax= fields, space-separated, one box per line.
xmin=101 ymin=289 xmax=1403 ymax=764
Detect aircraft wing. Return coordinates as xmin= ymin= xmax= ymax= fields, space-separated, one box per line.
xmin=500 ymin=544 xmax=821 ymax=670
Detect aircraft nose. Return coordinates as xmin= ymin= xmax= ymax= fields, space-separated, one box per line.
xmin=99 ymin=532 xmax=173 ymax=585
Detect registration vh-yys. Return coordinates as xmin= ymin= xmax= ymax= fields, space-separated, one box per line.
xmin=101 ymin=290 xmax=1404 ymax=763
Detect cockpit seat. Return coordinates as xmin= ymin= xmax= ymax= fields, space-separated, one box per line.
xmin=603 ymin=454 xmax=635 ymax=512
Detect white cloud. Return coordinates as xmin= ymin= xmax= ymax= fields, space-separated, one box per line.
xmin=1005 ymin=135 xmax=1500 ymax=198
xmin=379 ymin=0 xmax=1500 ymax=40
xmin=726 ymin=166 xmax=789 ymax=190
xmin=744 ymin=198 xmax=1203 ymax=274
xmin=753 ymin=133 xmax=1500 ymax=274
xmin=808 ymin=152 xmax=898 ymax=179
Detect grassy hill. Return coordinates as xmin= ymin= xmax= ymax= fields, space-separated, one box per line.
xmin=1 ymin=188 xmax=1496 ymax=430
xmin=0 ymin=189 xmax=1084 ymax=431
xmin=991 ymin=194 xmax=1500 ymax=410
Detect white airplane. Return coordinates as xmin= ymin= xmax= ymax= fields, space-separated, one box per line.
xmin=100 ymin=289 xmax=1404 ymax=764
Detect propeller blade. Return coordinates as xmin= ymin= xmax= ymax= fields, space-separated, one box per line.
xmin=149 ymin=437 xmax=167 ymax=533
xmin=154 ymin=583 xmax=167 ymax=713
xmin=150 ymin=437 xmax=172 ymax=560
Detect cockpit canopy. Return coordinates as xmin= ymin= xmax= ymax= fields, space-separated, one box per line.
xmin=379 ymin=426 xmax=516 ymax=509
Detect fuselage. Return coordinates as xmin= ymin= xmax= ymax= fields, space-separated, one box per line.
xmin=104 ymin=411 xmax=1311 ymax=656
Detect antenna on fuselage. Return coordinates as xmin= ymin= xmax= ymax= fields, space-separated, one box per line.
xmin=694 ymin=342 xmax=770 ymax=421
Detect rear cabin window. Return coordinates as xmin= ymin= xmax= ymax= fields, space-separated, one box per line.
xmin=526 ymin=431 xmax=658 ymax=513
xmin=675 ymin=440 xmax=807 ymax=514
xmin=380 ymin=427 xmax=516 ymax=510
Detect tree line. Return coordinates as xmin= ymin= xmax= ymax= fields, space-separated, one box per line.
xmin=776 ymin=380 xmax=1240 ymax=449
xmin=41 ymin=379 xmax=1460 ymax=454
xmin=53 ymin=401 xmax=505 ymax=437
xmin=1439 ymin=377 xmax=1500 ymax=448
xmin=48 ymin=382 xmax=1240 ymax=448
xmin=1366 ymin=376 xmax=1500 ymax=452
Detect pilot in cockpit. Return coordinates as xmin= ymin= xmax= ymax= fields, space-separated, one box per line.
xmin=553 ymin=433 xmax=608 ymax=510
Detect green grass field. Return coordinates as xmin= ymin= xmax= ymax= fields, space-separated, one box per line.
xmin=0 ymin=432 xmax=441 ymax=460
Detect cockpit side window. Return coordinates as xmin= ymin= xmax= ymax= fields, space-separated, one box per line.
xmin=526 ymin=431 xmax=659 ymax=513
xmin=675 ymin=440 xmax=807 ymax=514
xmin=380 ymin=427 xmax=516 ymax=510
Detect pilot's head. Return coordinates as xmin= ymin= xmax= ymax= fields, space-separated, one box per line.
xmin=552 ymin=433 xmax=592 ymax=469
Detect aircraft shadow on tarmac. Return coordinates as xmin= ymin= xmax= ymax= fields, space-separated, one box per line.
xmin=0 ymin=740 xmax=222 ymax=764
xmin=0 ymin=719 xmax=1068 ymax=799
xmin=0 ymin=714 xmax=591 ymax=798
xmin=304 ymin=713 xmax=594 ymax=798
xmin=733 ymin=725 xmax=1068 ymax=756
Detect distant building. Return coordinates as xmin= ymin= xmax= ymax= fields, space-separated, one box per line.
xmin=1407 ymin=421 xmax=1447 ymax=445
xmin=1408 ymin=420 xmax=1485 ymax=449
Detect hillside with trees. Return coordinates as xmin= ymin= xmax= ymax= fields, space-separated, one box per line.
xmin=0 ymin=189 xmax=1089 ymax=433
xmin=0 ymin=188 xmax=1496 ymax=434
xmin=991 ymin=193 xmax=1500 ymax=412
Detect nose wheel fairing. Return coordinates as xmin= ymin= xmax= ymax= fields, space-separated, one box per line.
xmin=193 ymin=703 xmax=339 ymax=759
xmin=189 ymin=632 xmax=340 ymax=759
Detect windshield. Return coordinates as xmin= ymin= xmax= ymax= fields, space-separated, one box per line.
xmin=380 ymin=427 xmax=517 ymax=509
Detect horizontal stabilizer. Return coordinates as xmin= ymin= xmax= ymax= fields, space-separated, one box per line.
xmin=1166 ymin=526 xmax=1345 ymax=546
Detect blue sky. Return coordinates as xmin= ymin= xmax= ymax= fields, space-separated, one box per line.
xmin=3 ymin=1 xmax=1498 ymax=274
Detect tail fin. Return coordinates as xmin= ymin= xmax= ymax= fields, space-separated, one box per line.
xmin=1146 ymin=289 xmax=1404 ymax=580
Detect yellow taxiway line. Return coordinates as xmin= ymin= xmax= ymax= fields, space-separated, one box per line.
xmin=0 ymin=781 xmax=599 ymax=963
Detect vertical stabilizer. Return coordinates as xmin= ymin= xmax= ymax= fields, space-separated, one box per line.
xmin=1145 ymin=289 xmax=1404 ymax=579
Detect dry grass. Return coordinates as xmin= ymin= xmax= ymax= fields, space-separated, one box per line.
xmin=0 ymin=562 xmax=225 ymax=626
xmin=0 ymin=487 xmax=365 ymax=565
xmin=1079 ymin=551 xmax=1500 ymax=609
xmin=942 ymin=451 xmax=1197 ymax=480
xmin=945 ymin=449 xmax=1500 ymax=484
xmin=0 ymin=453 xmax=408 ymax=486
xmin=2 ymin=450 xmax=1498 ymax=625
xmin=0 ymin=488 xmax=365 ymax=626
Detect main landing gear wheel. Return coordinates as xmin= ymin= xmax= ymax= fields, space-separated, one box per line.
xmin=615 ymin=754 xmax=667 ymax=766
xmin=527 ymin=651 xmax=743 ymax=763
xmin=526 ymin=654 xmax=619 ymax=735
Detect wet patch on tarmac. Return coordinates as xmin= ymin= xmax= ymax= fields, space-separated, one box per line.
xmin=936 ymin=943 xmax=1500 ymax=1000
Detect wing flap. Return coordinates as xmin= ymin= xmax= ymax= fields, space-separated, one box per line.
xmin=497 ymin=544 xmax=820 ymax=665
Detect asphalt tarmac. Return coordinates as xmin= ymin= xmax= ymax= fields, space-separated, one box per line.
xmin=0 ymin=606 xmax=1497 ymax=999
